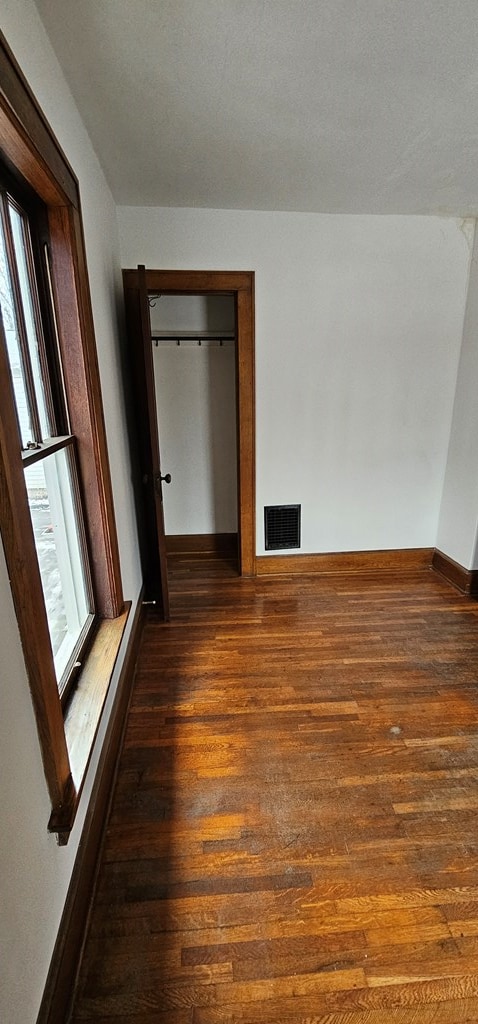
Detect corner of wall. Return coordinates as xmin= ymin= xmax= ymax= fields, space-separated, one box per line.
xmin=435 ymin=217 xmax=478 ymax=570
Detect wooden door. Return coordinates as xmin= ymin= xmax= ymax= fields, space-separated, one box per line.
xmin=123 ymin=265 xmax=170 ymax=618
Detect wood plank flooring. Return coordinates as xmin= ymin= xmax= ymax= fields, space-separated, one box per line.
xmin=71 ymin=565 xmax=478 ymax=1023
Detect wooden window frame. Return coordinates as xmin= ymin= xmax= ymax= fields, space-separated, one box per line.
xmin=0 ymin=33 xmax=125 ymax=840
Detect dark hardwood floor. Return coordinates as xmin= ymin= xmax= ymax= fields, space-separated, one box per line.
xmin=71 ymin=564 xmax=478 ymax=1022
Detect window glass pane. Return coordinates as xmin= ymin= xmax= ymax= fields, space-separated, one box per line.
xmin=0 ymin=210 xmax=33 ymax=447
xmin=9 ymin=203 xmax=51 ymax=439
xmin=25 ymin=446 xmax=92 ymax=690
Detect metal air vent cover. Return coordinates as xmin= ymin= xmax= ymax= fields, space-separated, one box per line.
xmin=264 ymin=504 xmax=301 ymax=550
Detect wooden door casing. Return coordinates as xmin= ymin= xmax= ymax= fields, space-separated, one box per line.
xmin=122 ymin=268 xmax=256 ymax=607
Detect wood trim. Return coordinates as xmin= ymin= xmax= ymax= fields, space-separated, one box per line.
xmin=432 ymin=549 xmax=478 ymax=595
xmin=122 ymin=269 xmax=256 ymax=580
xmin=165 ymin=533 xmax=238 ymax=556
xmin=0 ymin=31 xmax=78 ymax=207
xmin=49 ymin=605 xmax=131 ymax=841
xmin=123 ymin=268 xmax=253 ymax=294
xmin=256 ymin=548 xmax=434 ymax=575
xmin=0 ymin=98 xmax=68 ymax=207
xmin=37 ymin=592 xmax=145 ymax=1024
xmin=48 ymin=205 xmax=123 ymax=618
xmin=236 ymin=284 xmax=255 ymax=577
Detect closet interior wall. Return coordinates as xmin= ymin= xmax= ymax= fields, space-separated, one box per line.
xmin=150 ymin=294 xmax=238 ymax=538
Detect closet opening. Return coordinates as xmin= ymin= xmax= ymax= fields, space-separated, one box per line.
xmin=122 ymin=268 xmax=255 ymax=618
xmin=151 ymin=293 xmax=239 ymax=577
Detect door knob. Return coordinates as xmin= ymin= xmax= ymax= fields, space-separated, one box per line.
xmin=154 ymin=472 xmax=171 ymax=494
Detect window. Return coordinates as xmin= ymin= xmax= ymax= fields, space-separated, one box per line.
xmin=0 ymin=33 xmax=125 ymax=840
xmin=0 ymin=181 xmax=95 ymax=701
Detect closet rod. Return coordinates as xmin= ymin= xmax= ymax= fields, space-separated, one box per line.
xmin=151 ymin=334 xmax=235 ymax=346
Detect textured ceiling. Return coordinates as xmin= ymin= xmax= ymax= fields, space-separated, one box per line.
xmin=35 ymin=0 xmax=478 ymax=214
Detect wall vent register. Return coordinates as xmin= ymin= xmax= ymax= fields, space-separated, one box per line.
xmin=264 ymin=504 xmax=301 ymax=550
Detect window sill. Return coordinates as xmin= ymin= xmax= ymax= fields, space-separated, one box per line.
xmin=48 ymin=603 xmax=131 ymax=843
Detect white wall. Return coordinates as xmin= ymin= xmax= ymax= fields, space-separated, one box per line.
xmin=0 ymin=3 xmax=142 ymax=1022
xmin=119 ymin=207 xmax=471 ymax=555
xmin=437 ymin=224 xmax=478 ymax=568
xmin=150 ymin=295 xmax=237 ymax=534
